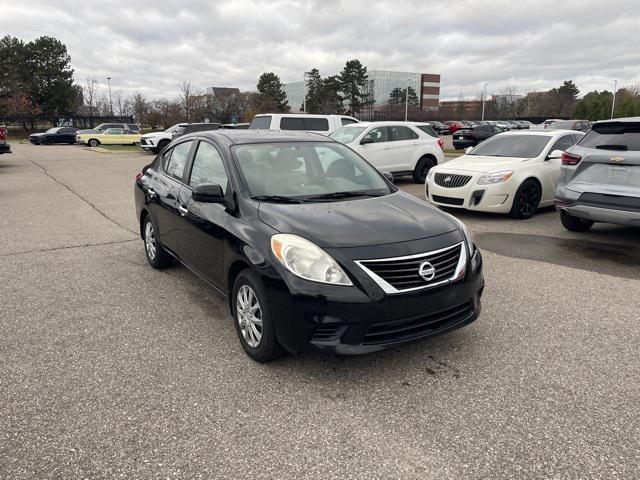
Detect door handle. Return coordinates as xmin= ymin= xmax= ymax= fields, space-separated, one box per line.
xmin=178 ymin=205 xmax=189 ymax=216
xmin=147 ymin=188 xmax=157 ymax=198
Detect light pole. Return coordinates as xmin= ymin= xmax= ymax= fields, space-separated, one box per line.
xmin=302 ymin=73 xmax=310 ymax=113
xmin=481 ymin=83 xmax=489 ymax=121
xmin=404 ymin=82 xmax=409 ymax=121
xmin=106 ymin=76 xmax=113 ymax=117
xmin=611 ymin=79 xmax=617 ymax=119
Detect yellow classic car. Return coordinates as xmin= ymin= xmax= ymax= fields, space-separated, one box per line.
xmin=76 ymin=128 xmax=141 ymax=147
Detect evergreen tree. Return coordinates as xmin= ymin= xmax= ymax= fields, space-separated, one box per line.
xmin=256 ymin=72 xmax=289 ymax=112
xmin=303 ymin=68 xmax=324 ymax=113
xmin=388 ymin=86 xmax=419 ymax=106
xmin=338 ymin=59 xmax=372 ymax=115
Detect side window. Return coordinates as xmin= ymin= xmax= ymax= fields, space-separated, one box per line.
xmin=362 ymin=127 xmax=387 ymax=143
xmin=341 ymin=117 xmax=357 ymax=126
xmin=189 ymin=141 xmax=228 ymax=191
xmin=390 ymin=126 xmax=419 ymax=141
xmin=304 ymin=118 xmax=329 ymax=131
xmin=549 ymin=135 xmax=576 ymax=153
xmin=165 ymin=141 xmax=193 ymax=181
xmin=280 ymin=117 xmax=305 ymax=130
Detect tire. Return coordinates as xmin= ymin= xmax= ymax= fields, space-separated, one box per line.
xmin=560 ymin=210 xmax=594 ymax=232
xmin=88 ymin=138 xmax=100 ymax=147
xmin=142 ymin=214 xmax=172 ymax=269
xmin=231 ymin=270 xmax=283 ymax=363
xmin=413 ymin=156 xmax=437 ymax=183
xmin=509 ymin=179 xmax=541 ymax=219
xmin=156 ymin=140 xmax=170 ymax=153
xmin=44 ymin=137 xmax=52 ymax=145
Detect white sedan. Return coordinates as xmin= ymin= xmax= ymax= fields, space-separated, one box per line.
xmin=425 ymin=130 xmax=584 ymax=218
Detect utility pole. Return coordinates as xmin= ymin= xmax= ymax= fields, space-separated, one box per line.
xmin=611 ymin=79 xmax=617 ymax=119
xmin=481 ymin=83 xmax=489 ymax=121
xmin=107 ymin=76 xmax=113 ymax=117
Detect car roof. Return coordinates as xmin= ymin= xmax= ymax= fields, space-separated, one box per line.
xmin=253 ymin=113 xmax=356 ymax=118
xmin=499 ymin=129 xmax=580 ymax=137
xmin=190 ymin=129 xmax=335 ymax=145
xmin=595 ymin=116 xmax=640 ymax=123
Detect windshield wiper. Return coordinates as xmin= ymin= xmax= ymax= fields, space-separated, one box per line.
xmin=251 ymin=195 xmax=303 ymax=204
xmin=305 ymin=191 xmax=382 ymax=201
xmin=595 ymin=144 xmax=628 ymax=151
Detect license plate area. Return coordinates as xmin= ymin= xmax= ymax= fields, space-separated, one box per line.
xmin=609 ymin=165 xmax=630 ymax=184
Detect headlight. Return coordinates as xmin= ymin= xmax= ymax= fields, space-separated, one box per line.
xmin=477 ymin=170 xmax=514 ymax=185
xmin=271 ymin=234 xmax=352 ymax=286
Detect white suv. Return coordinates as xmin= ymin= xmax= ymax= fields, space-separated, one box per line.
xmin=330 ymin=122 xmax=445 ymax=183
xmin=139 ymin=124 xmax=180 ymax=154
xmin=249 ymin=114 xmax=359 ymax=134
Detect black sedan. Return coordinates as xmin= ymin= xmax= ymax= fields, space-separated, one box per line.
xmin=29 ymin=127 xmax=78 ymax=145
xmin=134 ymin=130 xmax=484 ymax=362
xmin=427 ymin=121 xmax=450 ymax=135
xmin=453 ymin=124 xmax=503 ymax=150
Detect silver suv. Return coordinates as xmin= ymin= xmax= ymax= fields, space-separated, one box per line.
xmin=556 ymin=117 xmax=640 ymax=231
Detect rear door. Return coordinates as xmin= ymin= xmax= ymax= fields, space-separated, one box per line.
xmin=388 ymin=125 xmax=421 ymax=170
xmin=146 ymin=140 xmax=195 ymax=252
xmin=174 ymin=140 xmax=230 ymax=288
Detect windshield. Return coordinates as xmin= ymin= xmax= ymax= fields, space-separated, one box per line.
xmin=233 ymin=142 xmax=392 ymax=201
xmin=469 ymin=134 xmax=551 ymax=158
xmin=165 ymin=124 xmax=180 ymax=133
xmin=329 ymin=126 xmax=366 ymax=144
xmin=46 ymin=128 xmax=61 ymax=133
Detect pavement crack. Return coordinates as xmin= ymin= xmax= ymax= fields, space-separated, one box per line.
xmin=1 ymin=238 xmax=139 ymax=257
xmin=29 ymin=159 xmax=138 ymax=236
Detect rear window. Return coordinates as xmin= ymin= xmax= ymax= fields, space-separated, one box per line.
xmin=279 ymin=117 xmax=330 ymax=131
xmin=578 ymin=122 xmax=640 ymax=151
xmin=415 ymin=125 xmax=438 ymax=137
xmin=249 ymin=116 xmax=272 ymax=129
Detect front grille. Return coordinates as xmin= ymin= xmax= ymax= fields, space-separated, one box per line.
xmin=434 ymin=172 xmax=472 ymax=188
xmin=356 ymin=243 xmax=464 ymax=293
xmin=362 ymin=301 xmax=475 ymax=345
xmin=311 ymin=324 xmax=344 ymax=341
xmin=432 ymin=195 xmax=464 ymax=206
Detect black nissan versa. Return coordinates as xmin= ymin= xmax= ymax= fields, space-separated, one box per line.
xmin=134 ymin=130 xmax=484 ymax=362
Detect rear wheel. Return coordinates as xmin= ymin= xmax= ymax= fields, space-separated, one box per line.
xmin=509 ymin=179 xmax=541 ymax=219
xmin=560 ymin=210 xmax=594 ymax=232
xmin=232 ymin=270 xmax=282 ymax=363
xmin=88 ymin=138 xmax=100 ymax=147
xmin=413 ymin=156 xmax=436 ymax=183
xmin=142 ymin=214 xmax=172 ymax=268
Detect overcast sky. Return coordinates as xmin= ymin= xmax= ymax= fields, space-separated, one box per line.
xmin=3 ymin=0 xmax=639 ymax=101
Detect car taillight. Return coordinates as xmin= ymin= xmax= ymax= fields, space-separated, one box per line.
xmin=437 ymin=138 xmax=444 ymax=149
xmin=561 ymin=152 xmax=582 ymax=166
xmin=0 ymin=128 xmax=6 ymax=141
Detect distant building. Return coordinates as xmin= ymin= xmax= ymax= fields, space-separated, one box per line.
xmin=282 ymin=70 xmax=441 ymax=115
xmin=208 ymin=87 xmax=240 ymax=98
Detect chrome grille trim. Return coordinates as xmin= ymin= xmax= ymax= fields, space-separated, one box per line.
xmin=434 ymin=172 xmax=473 ymax=188
xmin=355 ymin=242 xmax=467 ymax=294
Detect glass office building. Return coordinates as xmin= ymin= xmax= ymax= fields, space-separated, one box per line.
xmin=282 ymin=81 xmax=305 ymax=112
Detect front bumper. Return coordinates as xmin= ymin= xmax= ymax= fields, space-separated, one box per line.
xmin=264 ymin=248 xmax=484 ymax=355
xmin=426 ymin=176 xmax=512 ymax=213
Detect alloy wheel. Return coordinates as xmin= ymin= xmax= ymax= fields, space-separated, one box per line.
xmin=236 ymin=285 xmax=263 ymax=348
xmin=144 ymin=221 xmax=156 ymax=260
xmin=517 ymin=184 xmax=540 ymax=217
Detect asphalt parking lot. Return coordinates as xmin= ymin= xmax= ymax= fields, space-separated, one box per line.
xmin=1 ymin=143 xmax=639 ymax=479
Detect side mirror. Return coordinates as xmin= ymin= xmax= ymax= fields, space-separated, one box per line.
xmin=360 ymin=137 xmax=374 ymax=145
xmin=192 ymin=183 xmax=224 ymax=203
xmin=465 ymin=147 xmax=473 ymax=154
xmin=382 ymin=171 xmax=394 ymax=183
xmin=547 ymin=149 xmax=563 ymax=160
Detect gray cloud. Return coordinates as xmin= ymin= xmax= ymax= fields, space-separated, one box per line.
xmin=2 ymin=0 xmax=639 ymax=101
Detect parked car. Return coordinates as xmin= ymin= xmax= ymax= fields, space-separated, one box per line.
xmin=28 ymin=127 xmax=78 ymax=145
xmin=536 ymin=119 xmax=562 ymax=130
xmin=444 ymin=121 xmax=466 ymax=134
xmin=0 ymin=125 xmax=11 ymax=154
xmin=172 ymin=122 xmax=220 ymax=140
xmin=330 ymin=121 xmax=445 ymax=183
xmin=516 ymin=120 xmax=533 ymax=129
xmin=548 ymin=120 xmax=591 ymax=132
xmin=426 ymin=130 xmax=584 ymax=219
xmin=427 ymin=121 xmax=450 ymax=135
xmin=77 ymin=123 xmax=140 ymax=135
xmin=140 ymin=123 xmax=220 ymax=153
xmin=452 ymin=124 xmax=504 ymax=150
xmin=76 ymin=128 xmax=142 ymax=147
xmin=556 ymin=118 xmax=640 ymax=231
xmin=249 ymin=114 xmax=359 ymax=134
xmin=134 ymin=130 xmax=484 ymax=362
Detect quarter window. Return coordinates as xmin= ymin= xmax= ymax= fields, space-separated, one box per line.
xmin=165 ymin=141 xmax=193 ymax=181
xmin=305 ymin=118 xmax=329 ymax=131
xmin=189 ymin=141 xmax=228 ymax=191
xmin=389 ymin=126 xmax=419 ymax=141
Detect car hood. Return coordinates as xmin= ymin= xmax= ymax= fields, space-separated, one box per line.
xmin=257 ymin=191 xmax=459 ymax=248
xmin=30 ymin=132 xmax=47 ymax=137
xmin=436 ymin=154 xmax=527 ymax=173
xmin=141 ymin=131 xmax=167 ymax=139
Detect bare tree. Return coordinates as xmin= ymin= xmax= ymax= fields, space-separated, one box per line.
xmin=84 ymin=77 xmax=98 ymax=126
xmin=179 ymin=81 xmax=193 ymax=121
xmin=131 ymin=92 xmax=148 ymax=127
xmin=112 ymin=91 xmax=129 ymax=117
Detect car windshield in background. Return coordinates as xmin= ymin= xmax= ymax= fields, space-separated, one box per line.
xmin=46 ymin=128 xmax=61 ymax=133
xmin=233 ymin=142 xmax=391 ymax=201
xmin=415 ymin=125 xmax=438 ymax=137
xmin=469 ymin=135 xmax=551 ymax=158
xmin=549 ymin=121 xmax=574 ymax=129
xmin=578 ymin=122 xmax=640 ymax=151
xmin=329 ymin=126 xmax=366 ymax=144
xmin=249 ymin=116 xmax=272 ymax=129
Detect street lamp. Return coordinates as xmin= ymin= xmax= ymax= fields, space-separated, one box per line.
xmin=106 ymin=76 xmax=113 ymax=117
xmin=481 ymin=83 xmax=489 ymax=121
xmin=611 ymin=79 xmax=617 ymax=119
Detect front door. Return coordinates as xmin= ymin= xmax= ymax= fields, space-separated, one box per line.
xmin=543 ymin=134 xmax=577 ymax=200
xmin=357 ymin=127 xmax=393 ymax=170
xmin=388 ymin=125 xmax=420 ymax=171
xmin=174 ymin=140 xmax=230 ymax=289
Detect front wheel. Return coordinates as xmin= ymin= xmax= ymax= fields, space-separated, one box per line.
xmin=413 ymin=156 xmax=436 ymax=183
xmin=560 ymin=210 xmax=594 ymax=232
xmin=232 ymin=270 xmax=282 ymax=363
xmin=509 ymin=179 xmax=541 ymax=219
